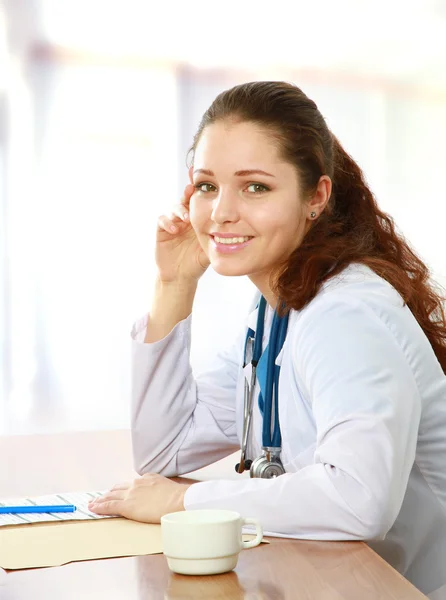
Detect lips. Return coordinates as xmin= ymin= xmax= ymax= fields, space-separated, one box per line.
xmin=209 ymin=234 xmax=254 ymax=254
xmin=213 ymin=235 xmax=253 ymax=245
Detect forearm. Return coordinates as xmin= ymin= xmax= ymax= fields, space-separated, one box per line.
xmin=144 ymin=276 xmax=197 ymax=343
xmin=132 ymin=314 xmax=197 ymax=476
xmin=183 ymin=463 xmax=392 ymax=540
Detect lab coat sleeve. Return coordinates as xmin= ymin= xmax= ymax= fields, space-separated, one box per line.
xmin=131 ymin=313 xmax=242 ymax=477
xmin=184 ymin=292 xmax=422 ymax=541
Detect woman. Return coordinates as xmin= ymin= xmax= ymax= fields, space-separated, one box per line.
xmin=89 ymin=82 xmax=446 ymax=597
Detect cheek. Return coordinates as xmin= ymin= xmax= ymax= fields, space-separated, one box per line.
xmin=265 ymin=209 xmax=305 ymax=248
xmin=259 ymin=210 xmax=301 ymax=236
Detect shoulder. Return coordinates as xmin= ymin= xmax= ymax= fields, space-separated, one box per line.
xmin=317 ymin=263 xmax=403 ymax=309
xmin=297 ymin=263 xmax=405 ymax=325
xmin=288 ymin=263 xmax=420 ymax=359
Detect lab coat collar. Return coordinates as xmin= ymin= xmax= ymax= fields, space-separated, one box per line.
xmin=246 ymin=306 xmax=259 ymax=334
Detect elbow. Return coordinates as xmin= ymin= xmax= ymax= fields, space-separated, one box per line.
xmin=131 ymin=431 xmax=180 ymax=477
xmin=328 ymin=469 xmax=398 ymax=541
xmin=132 ymin=445 xmax=153 ymax=476
xmin=131 ymin=427 xmax=150 ymax=474
xmin=356 ymin=517 xmax=390 ymax=541
xmin=133 ymin=453 xmax=179 ymax=478
xmin=351 ymin=499 xmax=395 ymax=541
xmin=133 ymin=454 xmax=151 ymax=477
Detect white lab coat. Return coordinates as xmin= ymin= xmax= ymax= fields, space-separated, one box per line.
xmin=131 ymin=264 xmax=446 ymax=598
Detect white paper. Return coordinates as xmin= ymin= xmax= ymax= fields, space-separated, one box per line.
xmin=0 ymin=491 xmax=113 ymax=526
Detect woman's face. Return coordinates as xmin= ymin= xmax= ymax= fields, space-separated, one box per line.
xmin=189 ymin=120 xmax=310 ymax=289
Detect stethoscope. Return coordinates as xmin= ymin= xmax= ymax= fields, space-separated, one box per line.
xmin=235 ymin=296 xmax=290 ymax=479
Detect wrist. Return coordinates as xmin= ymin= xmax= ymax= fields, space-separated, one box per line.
xmin=154 ymin=277 xmax=198 ymax=301
xmin=155 ymin=275 xmax=198 ymax=291
xmin=145 ymin=278 xmax=197 ymax=343
xmin=173 ymin=484 xmax=191 ymax=513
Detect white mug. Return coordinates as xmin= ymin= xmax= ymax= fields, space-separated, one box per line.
xmin=161 ymin=509 xmax=263 ymax=576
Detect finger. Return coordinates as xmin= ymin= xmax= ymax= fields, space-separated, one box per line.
xmin=157 ymin=186 xmax=195 ymax=234
xmin=110 ymin=481 xmax=131 ymax=492
xmin=90 ymin=490 xmax=125 ymax=505
xmin=184 ymin=183 xmax=195 ymax=196
xmin=171 ymin=204 xmax=190 ymax=222
xmin=157 ymin=215 xmax=185 ymax=234
xmin=183 ymin=183 xmax=195 ymax=201
xmin=141 ymin=472 xmax=162 ymax=480
xmin=179 ymin=184 xmax=196 ymax=211
xmin=89 ymin=499 xmax=124 ymax=516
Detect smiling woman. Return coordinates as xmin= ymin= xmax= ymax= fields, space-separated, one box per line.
xmin=90 ymin=81 xmax=446 ymax=599
xmin=188 ymin=120 xmax=331 ymax=295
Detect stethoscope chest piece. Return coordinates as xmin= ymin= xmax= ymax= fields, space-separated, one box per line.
xmin=250 ymin=448 xmax=285 ymax=479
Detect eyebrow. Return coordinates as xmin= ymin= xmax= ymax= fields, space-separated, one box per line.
xmin=193 ymin=168 xmax=275 ymax=178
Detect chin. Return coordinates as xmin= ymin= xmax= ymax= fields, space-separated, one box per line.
xmin=210 ymin=262 xmax=251 ymax=277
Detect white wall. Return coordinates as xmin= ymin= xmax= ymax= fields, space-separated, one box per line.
xmin=1 ymin=60 xmax=445 ymax=434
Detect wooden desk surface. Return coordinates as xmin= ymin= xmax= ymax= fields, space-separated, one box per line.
xmin=0 ymin=430 xmax=427 ymax=599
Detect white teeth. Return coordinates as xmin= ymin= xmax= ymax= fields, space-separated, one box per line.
xmin=214 ymin=236 xmax=252 ymax=244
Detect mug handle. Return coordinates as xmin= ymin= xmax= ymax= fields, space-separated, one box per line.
xmin=241 ymin=517 xmax=263 ymax=549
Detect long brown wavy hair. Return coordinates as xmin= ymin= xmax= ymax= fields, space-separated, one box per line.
xmin=189 ymin=81 xmax=446 ymax=373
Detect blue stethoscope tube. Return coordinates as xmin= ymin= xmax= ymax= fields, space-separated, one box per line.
xmin=243 ymin=296 xmax=290 ymax=451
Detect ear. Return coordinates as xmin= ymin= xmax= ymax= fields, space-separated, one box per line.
xmin=307 ymin=175 xmax=332 ymax=220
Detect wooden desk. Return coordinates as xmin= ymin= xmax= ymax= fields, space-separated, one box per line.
xmin=0 ymin=430 xmax=427 ymax=599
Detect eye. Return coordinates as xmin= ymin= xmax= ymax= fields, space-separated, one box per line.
xmin=194 ymin=182 xmax=217 ymax=193
xmin=246 ymin=183 xmax=269 ymax=194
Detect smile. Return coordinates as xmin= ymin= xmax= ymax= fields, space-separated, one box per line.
xmin=213 ymin=236 xmax=253 ymax=244
xmin=210 ymin=235 xmax=254 ymax=254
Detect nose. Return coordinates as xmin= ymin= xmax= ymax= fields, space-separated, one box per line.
xmin=211 ymin=188 xmax=241 ymax=225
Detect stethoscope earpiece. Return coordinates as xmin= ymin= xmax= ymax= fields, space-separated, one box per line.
xmin=234 ymin=460 xmax=252 ymax=474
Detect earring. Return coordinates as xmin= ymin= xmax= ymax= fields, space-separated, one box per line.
xmin=310 ymin=211 xmax=317 ymax=219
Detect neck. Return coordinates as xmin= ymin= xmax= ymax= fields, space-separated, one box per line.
xmin=248 ymin=273 xmax=278 ymax=309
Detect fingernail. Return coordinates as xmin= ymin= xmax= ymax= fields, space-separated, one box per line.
xmin=183 ymin=212 xmax=189 ymax=220
xmin=170 ymin=225 xmax=177 ymax=232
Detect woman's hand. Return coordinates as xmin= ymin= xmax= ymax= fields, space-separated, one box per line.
xmin=88 ymin=473 xmax=192 ymax=523
xmin=156 ymin=184 xmax=209 ymax=283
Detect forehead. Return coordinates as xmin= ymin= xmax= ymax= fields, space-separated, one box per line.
xmin=194 ymin=120 xmax=284 ymax=169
